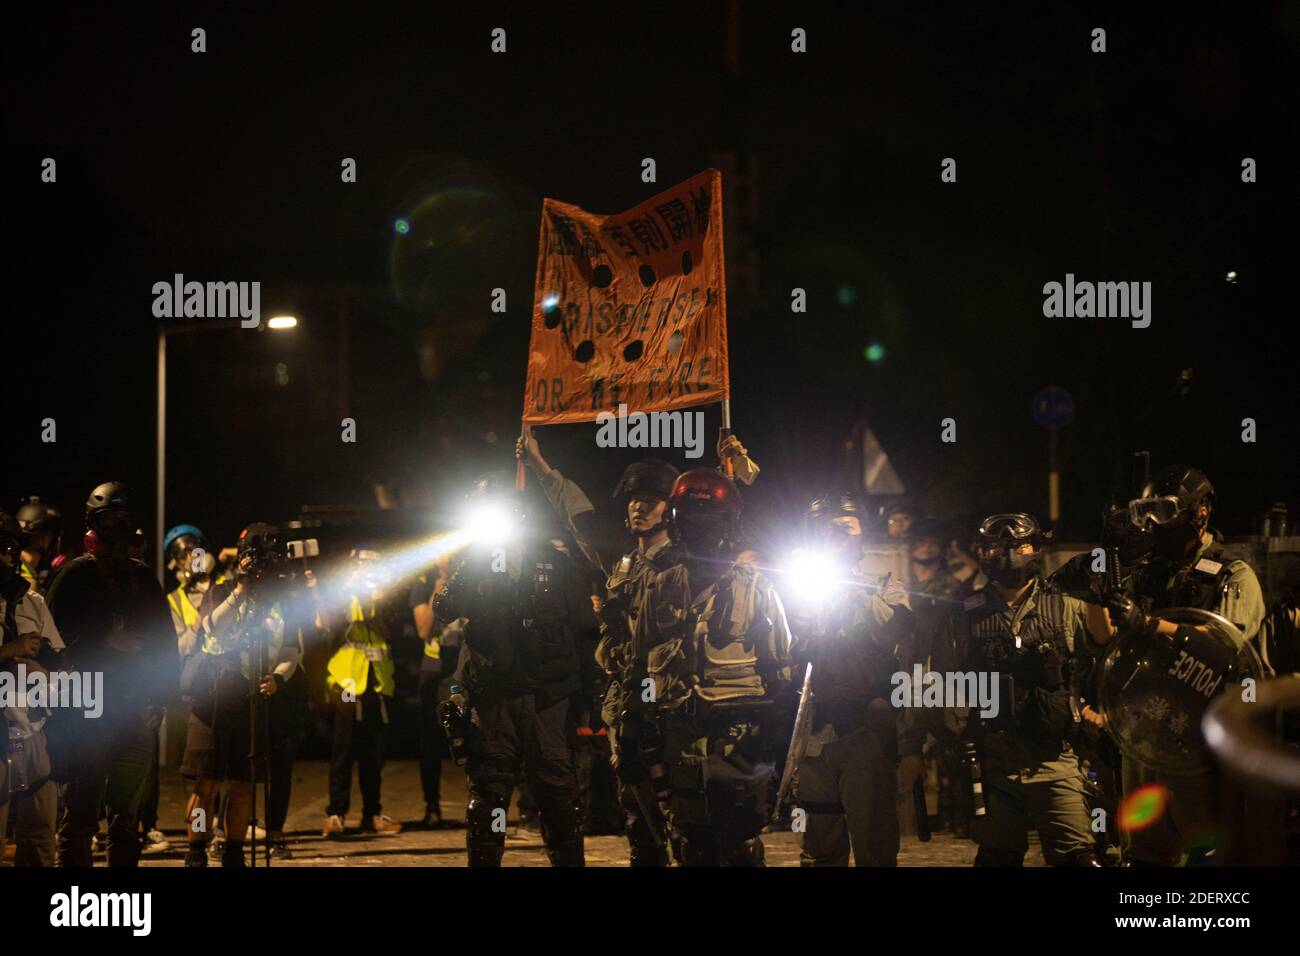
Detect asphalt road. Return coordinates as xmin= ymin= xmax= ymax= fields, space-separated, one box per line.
xmin=120 ymin=759 xmax=1033 ymax=866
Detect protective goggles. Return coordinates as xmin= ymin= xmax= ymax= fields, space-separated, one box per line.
xmin=1127 ymin=496 xmax=1183 ymax=527
xmin=977 ymin=513 xmax=1040 ymax=541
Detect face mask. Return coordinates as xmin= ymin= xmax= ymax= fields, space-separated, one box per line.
xmin=980 ymin=549 xmax=1040 ymax=589
xmin=1152 ymin=519 xmax=1200 ymax=561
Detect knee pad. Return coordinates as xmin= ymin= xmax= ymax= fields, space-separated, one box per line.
xmin=466 ymin=790 xmax=509 ymax=851
xmin=536 ymin=792 xmax=583 ymax=838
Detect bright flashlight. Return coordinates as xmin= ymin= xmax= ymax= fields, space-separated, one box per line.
xmin=786 ymin=547 xmax=844 ymax=606
xmin=464 ymin=502 xmax=518 ymax=547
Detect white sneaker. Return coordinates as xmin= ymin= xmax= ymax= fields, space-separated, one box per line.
xmin=207 ymin=827 xmax=226 ymax=861
xmin=245 ymin=824 xmax=267 ymax=841
xmin=141 ymin=829 xmax=171 ymax=854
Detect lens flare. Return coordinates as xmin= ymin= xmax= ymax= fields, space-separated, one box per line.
xmin=1118 ymin=783 xmax=1169 ymax=832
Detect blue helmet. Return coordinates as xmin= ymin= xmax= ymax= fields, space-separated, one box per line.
xmin=164 ymin=524 xmax=208 ymax=560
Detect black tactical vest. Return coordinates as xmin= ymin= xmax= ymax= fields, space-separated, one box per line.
xmin=1165 ymin=550 xmax=1239 ymax=612
xmin=961 ymin=587 xmax=1075 ymax=738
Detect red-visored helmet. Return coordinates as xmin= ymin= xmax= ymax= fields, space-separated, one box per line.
xmin=669 ymin=469 xmax=742 ymax=518
xmin=668 ymin=469 xmax=741 ymax=554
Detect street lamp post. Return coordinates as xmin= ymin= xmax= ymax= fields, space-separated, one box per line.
xmin=153 ymin=315 xmax=297 ymax=769
xmin=155 ymin=317 xmax=297 ymax=584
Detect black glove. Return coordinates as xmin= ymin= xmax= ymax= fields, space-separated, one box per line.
xmin=1103 ymin=590 xmax=1145 ymax=635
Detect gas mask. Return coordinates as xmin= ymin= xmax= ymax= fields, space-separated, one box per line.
xmin=979 ymin=546 xmax=1042 ymax=589
xmin=1129 ymin=494 xmax=1206 ymax=562
xmin=1151 ymin=518 xmax=1202 ymax=561
xmin=974 ymin=513 xmax=1046 ymax=590
xmin=176 ymin=548 xmax=216 ymax=588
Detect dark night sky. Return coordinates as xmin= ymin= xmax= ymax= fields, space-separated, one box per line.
xmin=5 ymin=1 xmax=1298 ymax=557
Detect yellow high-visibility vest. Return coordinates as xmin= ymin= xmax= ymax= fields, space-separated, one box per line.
xmin=168 ymin=587 xmax=202 ymax=635
xmin=326 ymin=596 xmax=395 ymax=697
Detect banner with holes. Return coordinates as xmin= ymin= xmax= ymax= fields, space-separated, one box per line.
xmin=522 ymin=168 xmax=730 ymax=425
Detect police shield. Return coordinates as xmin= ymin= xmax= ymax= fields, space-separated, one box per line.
xmin=1099 ymin=608 xmax=1263 ymax=775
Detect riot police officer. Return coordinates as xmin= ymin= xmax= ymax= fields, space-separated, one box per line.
xmin=518 ymin=431 xmax=680 ymax=865
xmin=646 ymin=469 xmax=791 ymax=865
xmin=1096 ymin=465 xmax=1266 ymax=865
xmin=45 ymin=482 xmax=177 ymax=867
xmin=784 ymin=493 xmax=913 ymax=866
xmin=435 ymin=476 xmax=592 ymax=866
xmin=929 ymin=513 xmax=1100 ymax=866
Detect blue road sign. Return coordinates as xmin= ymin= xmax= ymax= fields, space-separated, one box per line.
xmin=1032 ymin=386 xmax=1074 ymax=429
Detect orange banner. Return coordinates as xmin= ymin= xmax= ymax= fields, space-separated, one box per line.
xmin=522 ymin=169 xmax=729 ymax=425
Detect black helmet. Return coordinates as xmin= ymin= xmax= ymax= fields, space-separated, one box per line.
xmin=612 ymin=459 xmax=679 ymax=501
xmin=805 ymin=493 xmax=867 ymax=528
xmin=84 ymin=481 xmax=139 ymax=538
xmin=1130 ymin=465 xmax=1215 ymax=528
xmin=16 ymin=496 xmax=63 ymax=555
xmin=16 ymin=497 xmax=62 ymax=535
xmin=85 ymin=481 xmax=135 ymax=522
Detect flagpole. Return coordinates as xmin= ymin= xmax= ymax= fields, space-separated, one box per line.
xmin=516 ymin=421 xmax=528 ymax=492
xmin=719 ymin=399 xmax=734 ymax=478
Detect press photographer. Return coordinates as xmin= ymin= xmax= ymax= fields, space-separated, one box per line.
xmin=181 ymin=522 xmax=307 ymax=866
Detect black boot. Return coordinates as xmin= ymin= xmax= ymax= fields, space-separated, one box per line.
xmin=184 ymin=844 xmax=208 ymax=867
xmin=222 ymin=840 xmax=247 ymax=868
